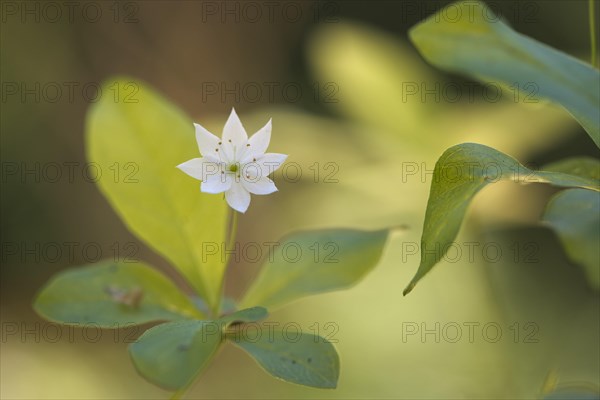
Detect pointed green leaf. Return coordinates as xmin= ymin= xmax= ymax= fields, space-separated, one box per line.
xmin=241 ymin=229 xmax=389 ymax=310
xmin=544 ymin=189 xmax=600 ymax=290
xmin=409 ymin=0 xmax=600 ymax=147
xmin=33 ymin=261 xmax=203 ymax=327
xmin=218 ymin=306 xmax=268 ymax=329
xmin=129 ymin=320 xmax=222 ymax=391
xmin=229 ymin=329 xmax=339 ymax=389
xmin=86 ymin=78 xmax=228 ymax=308
xmin=404 ymin=143 xmax=599 ymax=295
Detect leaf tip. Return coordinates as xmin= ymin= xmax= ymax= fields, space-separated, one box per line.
xmin=324 ymin=381 xmax=338 ymax=389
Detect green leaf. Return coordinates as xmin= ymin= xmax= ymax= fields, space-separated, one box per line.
xmin=228 ymin=329 xmax=339 ymax=389
xmin=543 ymin=157 xmax=600 ymax=181
xmin=33 ymin=261 xmax=204 ymax=327
xmin=86 ymin=78 xmax=228 ymax=309
xmin=409 ymin=0 xmax=600 ymax=147
xmin=543 ymin=189 xmax=600 ymax=290
xmin=218 ymin=306 xmax=268 ymax=329
xmin=129 ymin=320 xmax=222 ymax=391
xmin=404 ymin=143 xmax=599 ymax=295
xmin=241 ymin=229 xmax=389 ymax=310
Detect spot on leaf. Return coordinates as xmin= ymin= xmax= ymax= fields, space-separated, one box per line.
xmin=104 ymin=285 xmax=144 ymax=308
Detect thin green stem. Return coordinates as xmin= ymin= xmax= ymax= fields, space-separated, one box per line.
xmin=590 ymin=0 xmax=598 ymax=67
xmin=227 ymin=211 xmax=239 ymax=261
xmin=210 ymin=208 xmax=238 ymax=318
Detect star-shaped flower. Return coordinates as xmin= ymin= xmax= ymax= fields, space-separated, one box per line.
xmin=177 ymin=108 xmax=287 ymax=213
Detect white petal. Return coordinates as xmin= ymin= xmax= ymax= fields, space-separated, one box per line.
xmin=220 ymin=140 xmax=235 ymax=163
xmin=201 ymin=170 xmax=232 ymax=194
xmin=257 ymin=153 xmax=288 ymax=176
xmin=225 ymin=182 xmax=251 ymax=213
xmin=240 ymin=119 xmax=271 ymax=163
xmin=177 ymin=157 xmax=221 ymax=181
xmin=222 ymin=108 xmax=248 ymax=160
xmin=177 ymin=158 xmax=204 ymax=180
xmin=194 ymin=123 xmax=220 ymax=158
xmin=242 ymin=176 xmax=278 ymax=195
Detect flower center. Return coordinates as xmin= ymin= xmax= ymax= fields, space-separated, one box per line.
xmin=228 ymin=163 xmax=239 ymax=173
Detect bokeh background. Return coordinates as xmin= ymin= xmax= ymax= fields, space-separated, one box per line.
xmin=1 ymin=0 xmax=599 ymax=398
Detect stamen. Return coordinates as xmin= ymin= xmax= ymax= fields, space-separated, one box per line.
xmin=216 ymin=141 xmax=227 ymax=163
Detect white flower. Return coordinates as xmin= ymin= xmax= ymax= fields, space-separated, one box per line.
xmin=177 ymin=108 xmax=287 ymax=213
